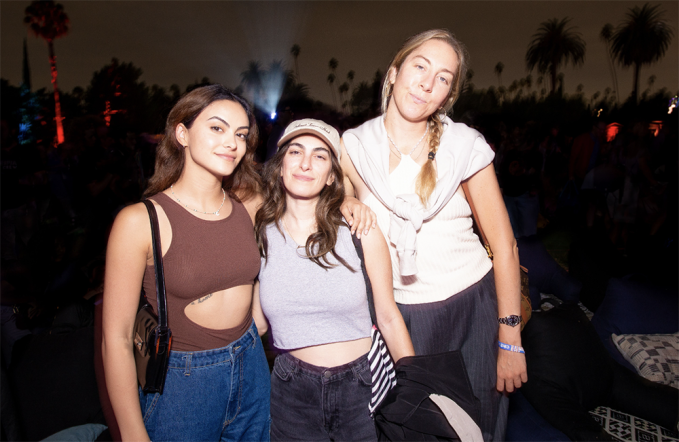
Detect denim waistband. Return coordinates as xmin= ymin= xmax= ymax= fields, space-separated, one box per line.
xmin=277 ymin=351 xmax=369 ymax=383
xmin=166 ymin=319 xmax=258 ymax=369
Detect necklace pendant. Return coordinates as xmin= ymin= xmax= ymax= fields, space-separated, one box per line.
xmin=215 ymin=210 xmax=220 ymax=216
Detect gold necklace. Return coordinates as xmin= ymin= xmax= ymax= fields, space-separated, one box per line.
xmin=170 ymin=185 xmax=226 ymax=215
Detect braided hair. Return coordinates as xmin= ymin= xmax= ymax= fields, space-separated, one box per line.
xmin=381 ymin=29 xmax=469 ymax=206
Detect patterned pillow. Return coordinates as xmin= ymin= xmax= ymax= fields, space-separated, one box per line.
xmin=612 ymin=333 xmax=679 ymax=389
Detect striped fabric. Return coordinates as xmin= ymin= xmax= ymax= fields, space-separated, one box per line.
xmin=368 ymin=325 xmax=396 ymax=416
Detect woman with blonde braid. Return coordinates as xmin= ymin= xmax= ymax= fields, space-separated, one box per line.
xmin=340 ymin=29 xmax=527 ymax=441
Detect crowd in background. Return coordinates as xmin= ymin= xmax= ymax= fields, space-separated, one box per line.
xmin=1 ymin=103 xmax=677 ymax=440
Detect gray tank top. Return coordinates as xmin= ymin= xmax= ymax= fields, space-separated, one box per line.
xmin=259 ymin=223 xmax=372 ymax=350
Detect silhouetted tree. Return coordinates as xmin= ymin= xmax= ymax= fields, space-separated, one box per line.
xmin=290 ymin=44 xmax=301 ymax=81
xmin=526 ymin=17 xmax=586 ymax=94
xmin=610 ymin=3 xmax=674 ymax=102
xmin=338 ymin=82 xmax=350 ymax=112
xmin=241 ymin=61 xmax=264 ymax=102
xmin=24 ymin=0 xmax=69 ymax=144
xmin=327 ymin=73 xmax=337 ymax=109
xmin=327 ymin=58 xmax=339 ymax=109
xmin=600 ymin=23 xmax=620 ymax=103
xmin=494 ymin=62 xmax=504 ymax=87
xmin=85 ymin=58 xmax=150 ymax=130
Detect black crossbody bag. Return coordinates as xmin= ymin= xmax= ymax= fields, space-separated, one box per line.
xmin=133 ymin=199 xmax=172 ymax=394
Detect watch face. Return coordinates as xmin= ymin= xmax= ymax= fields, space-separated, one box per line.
xmin=501 ymin=315 xmax=521 ymax=327
xmin=508 ymin=316 xmax=521 ymax=327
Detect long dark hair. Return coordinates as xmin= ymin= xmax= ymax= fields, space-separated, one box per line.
xmin=143 ymin=84 xmax=261 ymax=201
xmin=255 ymin=140 xmax=355 ymax=271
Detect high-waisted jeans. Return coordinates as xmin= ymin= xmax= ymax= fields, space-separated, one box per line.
xmin=270 ymin=351 xmax=376 ymax=441
xmin=139 ymin=320 xmax=271 ymax=442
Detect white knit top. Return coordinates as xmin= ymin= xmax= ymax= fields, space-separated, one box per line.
xmin=363 ymin=154 xmax=492 ymax=305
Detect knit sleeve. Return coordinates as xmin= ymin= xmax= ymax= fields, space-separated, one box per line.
xmin=463 ymin=135 xmax=495 ymax=180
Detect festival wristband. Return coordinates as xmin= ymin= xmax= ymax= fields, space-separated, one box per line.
xmin=498 ymin=341 xmax=525 ymax=354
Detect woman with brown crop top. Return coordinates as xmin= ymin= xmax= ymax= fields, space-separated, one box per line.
xmin=102 ymin=85 xmax=271 ymax=442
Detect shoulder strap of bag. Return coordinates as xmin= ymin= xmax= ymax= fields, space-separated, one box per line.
xmin=350 ymin=232 xmax=377 ymax=325
xmin=142 ymin=199 xmax=168 ymax=328
xmin=461 ymin=181 xmax=493 ymax=260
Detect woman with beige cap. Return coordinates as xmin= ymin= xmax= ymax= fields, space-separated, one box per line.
xmin=254 ymin=119 xmax=414 ymax=441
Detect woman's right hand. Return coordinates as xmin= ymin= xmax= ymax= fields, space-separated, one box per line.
xmin=340 ymin=196 xmax=377 ymax=238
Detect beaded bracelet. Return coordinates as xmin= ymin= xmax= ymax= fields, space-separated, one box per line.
xmin=498 ymin=341 xmax=525 ymax=354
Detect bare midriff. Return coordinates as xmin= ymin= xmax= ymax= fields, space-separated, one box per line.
xmin=184 ymin=284 xmax=254 ymax=330
xmin=289 ymin=337 xmax=372 ymax=367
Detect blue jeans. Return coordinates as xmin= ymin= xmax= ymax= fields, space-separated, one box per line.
xmin=140 ymin=320 xmax=271 ymax=442
xmin=270 ymin=352 xmax=376 ymax=441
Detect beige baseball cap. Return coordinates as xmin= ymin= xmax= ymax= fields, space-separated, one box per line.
xmin=277 ymin=118 xmax=340 ymax=160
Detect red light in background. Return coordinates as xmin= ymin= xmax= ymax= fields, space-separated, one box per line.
xmin=606 ymin=123 xmax=621 ymax=142
xmin=648 ymin=121 xmax=663 ymax=137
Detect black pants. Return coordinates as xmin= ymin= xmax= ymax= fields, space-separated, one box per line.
xmin=397 ymin=270 xmax=506 ymax=442
xmin=270 ymin=352 xmax=376 ymax=442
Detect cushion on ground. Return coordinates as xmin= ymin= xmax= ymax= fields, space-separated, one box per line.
xmin=521 ymin=303 xmax=679 ymax=440
xmin=42 ymin=423 xmax=108 ymax=441
xmin=612 ymin=333 xmax=679 ymax=388
xmin=591 ymin=277 xmax=679 ymax=372
xmin=590 ymin=406 xmax=679 ymax=442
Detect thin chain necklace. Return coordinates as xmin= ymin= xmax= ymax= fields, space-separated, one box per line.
xmin=386 ymin=123 xmax=429 ymax=158
xmin=282 ymin=216 xmax=315 ymax=249
xmin=170 ymin=184 xmax=226 ymax=215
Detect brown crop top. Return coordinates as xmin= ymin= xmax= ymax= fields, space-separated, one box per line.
xmin=141 ymin=192 xmax=260 ymax=351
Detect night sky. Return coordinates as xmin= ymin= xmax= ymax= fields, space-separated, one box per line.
xmin=2 ymin=1 xmax=677 ymax=108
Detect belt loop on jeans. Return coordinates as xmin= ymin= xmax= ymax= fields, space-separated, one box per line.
xmin=182 ymin=353 xmax=192 ymax=376
xmin=248 ymin=324 xmax=257 ymax=347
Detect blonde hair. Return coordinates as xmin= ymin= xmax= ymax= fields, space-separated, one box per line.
xmin=381 ymin=29 xmax=468 ymax=206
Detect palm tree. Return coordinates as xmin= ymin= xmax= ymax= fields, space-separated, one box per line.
xmin=327 ymin=73 xmax=337 ymax=109
xmin=526 ymin=17 xmax=586 ymax=94
xmin=347 ymin=70 xmax=355 ymax=94
xmin=240 ymin=61 xmax=263 ymax=102
xmin=610 ymin=3 xmax=674 ymax=102
xmin=327 ymin=58 xmax=339 ymax=109
xmin=600 ymin=23 xmax=620 ymax=103
xmin=338 ymin=82 xmax=350 ymax=113
xmin=494 ymin=62 xmax=504 ymax=87
xmin=290 ymin=44 xmax=301 ymax=81
xmin=24 ymin=0 xmax=69 ymax=145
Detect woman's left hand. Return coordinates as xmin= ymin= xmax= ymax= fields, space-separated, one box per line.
xmin=496 ymin=349 xmax=527 ymax=393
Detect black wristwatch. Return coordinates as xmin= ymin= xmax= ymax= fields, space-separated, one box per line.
xmin=498 ymin=315 xmax=522 ymax=327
